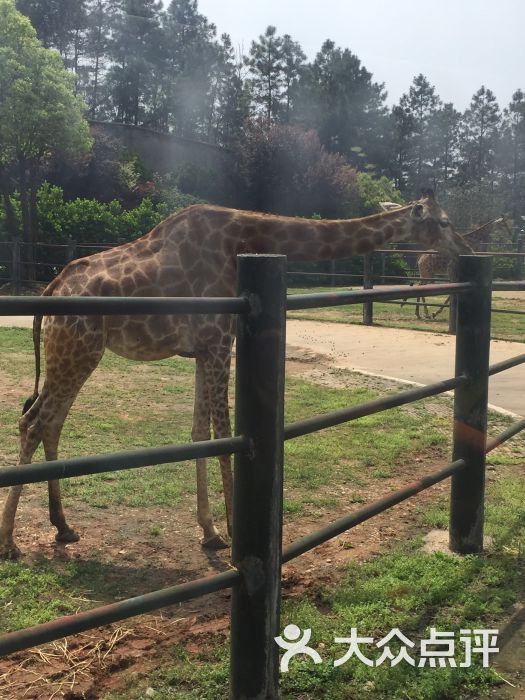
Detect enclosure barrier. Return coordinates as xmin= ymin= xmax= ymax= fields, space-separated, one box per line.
xmin=286 ymin=245 xmax=525 ymax=334
xmin=0 ymin=255 xmax=524 ymax=699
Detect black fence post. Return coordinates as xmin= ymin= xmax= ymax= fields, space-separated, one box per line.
xmin=363 ymin=252 xmax=373 ymax=325
xmin=11 ymin=238 xmax=21 ymax=295
xmin=448 ymin=260 xmax=458 ymax=334
xmin=449 ymin=255 xmax=492 ymax=554
xmin=66 ymin=238 xmax=77 ymax=263
xmin=516 ymin=235 xmax=524 ymax=280
xmin=230 ymin=254 xmax=287 ymax=700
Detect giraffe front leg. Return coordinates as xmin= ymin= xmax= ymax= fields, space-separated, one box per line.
xmin=193 ymin=357 xmax=228 ymax=549
xmin=196 ymin=458 xmax=228 ymax=549
xmin=0 ymin=486 xmax=24 ymax=559
xmin=0 ymin=417 xmax=43 ymax=559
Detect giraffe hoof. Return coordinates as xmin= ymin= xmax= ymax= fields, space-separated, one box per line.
xmin=201 ymin=533 xmax=229 ymax=550
xmin=0 ymin=542 xmax=22 ymax=560
xmin=55 ymin=529 xmax=80 ymax=544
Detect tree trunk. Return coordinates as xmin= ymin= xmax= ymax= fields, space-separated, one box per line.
xmin=0 ymin=169 xmax=19 ymax=241
xmin=18 ymin=160 xmax=35 ymax=282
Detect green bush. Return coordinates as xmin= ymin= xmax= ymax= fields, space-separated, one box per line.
xmin=356 ymin=172 xmax=404 ymax=216
xmin=34 ymin=182 xmax=196 ymax=245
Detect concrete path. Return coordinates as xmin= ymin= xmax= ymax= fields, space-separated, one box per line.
xmin=286 ymin=320 xmax=524 ymax=417
xmin=1 ymin=315 xmax=523 ymax=417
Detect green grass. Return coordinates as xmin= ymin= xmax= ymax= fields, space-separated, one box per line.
xmin=102 ymin=474 xmax=525 ymax=700
xmin=0 ymin=327 xmax=523 ymax=699
xmin=287 ymin=286 xmax=525 ymax=342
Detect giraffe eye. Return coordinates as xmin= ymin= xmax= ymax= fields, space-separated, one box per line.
xmin=439 ymin=219 xmax=449 ymax=228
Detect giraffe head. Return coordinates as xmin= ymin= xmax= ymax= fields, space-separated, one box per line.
xmin=380 ymin=191 xmax=472 ymax=257
xmin=406 ymin=190 xmax=472 ymax=257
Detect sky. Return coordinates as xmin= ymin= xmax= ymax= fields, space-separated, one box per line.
xmin=195 ymin=0 xmax=525 ymax=111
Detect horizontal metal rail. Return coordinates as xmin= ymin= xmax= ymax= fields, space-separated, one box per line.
xmin=0 ymin=568 xmax=240 ymax=657
xmin=284 ymin=375 xmax=466 ymax=440
xmin=0 ymin=295 xmax=250 ymax=315
xmin=382 ymin=300 xmax=448 ymax=309
xmin=286 ymin=282 xmax=471 ymax=310
xmin=488 ymin=354 xmax=525 ymax=377
xmin=486 ymin=419 xmax=525 ymax=453
xmin=282 ymin=459 xmax=466 ymax=562
xmin=492 ymin=282 xmax=525 ymax=291
xmin=491 ymin=308 xmax=525 ymax=315
xmin=0 ymin=437 xmax=248 ymax=488
xmin=376 ymin=249 xmax=525 ymax=258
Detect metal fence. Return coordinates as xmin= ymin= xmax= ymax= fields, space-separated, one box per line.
xmin=0 ymin=255 xmax=524 ymax=699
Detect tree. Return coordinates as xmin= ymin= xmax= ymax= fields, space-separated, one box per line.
xmin=388 ymin=105 xmax=416 ymax=192
xmin=457 ymin=86 xmax=501 ymax=222
xmin=497 ymin=90 xmax=525 ymax=224
xmin=398 ymin=74 xmax=440 ymax=194
xmin=82 ymin=0 xmax=113 ymax=117
xmin=280 ymin=34 xmax=306 ymax=123
xmin=0 ymin=0 xmax=92 ymax=276
xmin=426 ymin=103 xmax=461 ymax=189
xmin=16 ymin=0 xmax=88 ymax=73
xmin=209 ymin=34 xmax=250 ymax=147
xmin=161 ymin=0 xmax=219 ymax=137
xmin=106 ymin=0 xmax=164 ymax=126
xmin=233 ymin=122 xmax=359 ymax=217
xmin=293 ymin=40 xmax=388 ymax=170
xmin=247 ymin=25 xmax=284 ymax=125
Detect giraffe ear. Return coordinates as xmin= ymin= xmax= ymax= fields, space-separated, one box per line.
xmin=411 ymin=203 xmax=426 ymax=221
xmin=379 ymin=201 xmax=403 ymax=212
xmin=420 ymin=187 xmax=435 ymax=200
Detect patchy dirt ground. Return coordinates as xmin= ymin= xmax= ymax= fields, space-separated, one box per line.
xmin=0 ymin=348 xmax=522 ymax=699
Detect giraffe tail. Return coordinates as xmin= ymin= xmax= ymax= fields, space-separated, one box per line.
xmin=22 ymin=274 xmax=64 ymax=415
xmin=22 ymin=313 xmax=42 ymax=415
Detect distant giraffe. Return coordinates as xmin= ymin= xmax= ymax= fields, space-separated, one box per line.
xmin=0 ymin=193 xmax=472 ymax=559
xmin=406 ymin=217 xmax=505 ymax=320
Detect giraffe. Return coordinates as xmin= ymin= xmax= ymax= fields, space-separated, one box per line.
xmin=0 ymin=192 xmax=472 ymax=559
xmin=403 ymin=217 xmax=505 ymax=320
xmin=410 ymin=252 xmax=450 ymax=320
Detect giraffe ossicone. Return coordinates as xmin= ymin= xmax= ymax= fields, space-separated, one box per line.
xmin=0 ymin=193 xmax=472 ymax=559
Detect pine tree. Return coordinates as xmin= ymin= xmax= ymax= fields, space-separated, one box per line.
xmin=426 ymin=103 xmax=461 ymax=189
xmin=82 ymin=0 xmax=113 ymax=117
xmin=161 ymin=0 xmax=218 ymax=137
xmin=247 ymin=25 xmax=285 ymax=126
xmin=16 ymin=0 xmax=88 ymax=70
xmin=497 ymin=90 xmax=525 ymax=223
xmin=210 ymin=34 xmax=250 ymax=146
xmin=293 ymin=40 xmax=388 ymax=170
xmin=398 ymin=74 xmax=440 ymax=194
xmin=106 ymin=0 xmax=164 ymax=125
xmin=457 ymin=86 xmax=501 ymax=222
xmin=280 ymin=34 xmax=306 ymax=123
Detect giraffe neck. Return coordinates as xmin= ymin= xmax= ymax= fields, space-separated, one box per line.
xmin=241 ymin=205 xmax=416 ymax=262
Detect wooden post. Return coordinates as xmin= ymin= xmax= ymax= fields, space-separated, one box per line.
xmin=230 ymin=254 xmax=286 ymax=699
xmin=449 ymin=255 xmax=492 ymax=554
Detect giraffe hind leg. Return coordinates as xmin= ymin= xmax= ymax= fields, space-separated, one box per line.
xmin=44 ymin=431 xmax=79 ymax=543
xmin=0 ymin=317 xmax=105 ymax=557
xmin=0 ymin=398 xmax=44 ymax=558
